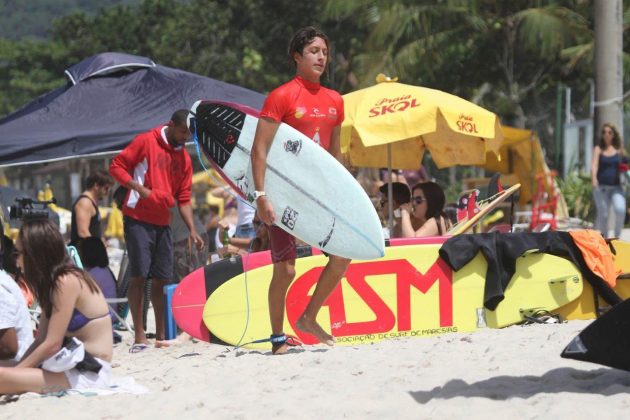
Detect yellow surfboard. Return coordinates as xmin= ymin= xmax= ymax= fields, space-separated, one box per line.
xmin=556 ymin=239 xmax=630 ymax=320
xmin=203 ymin=243 xmax=583 ymax=349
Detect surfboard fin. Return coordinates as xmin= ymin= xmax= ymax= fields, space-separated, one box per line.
xmin=561 ymin=299 xmax=630 ymax=372
xmin=562 ymin=335 xmax=588 ymax=355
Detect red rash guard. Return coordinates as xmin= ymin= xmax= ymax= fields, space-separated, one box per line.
xmin=260 ymin=76 xmax=344 ymax=151
xmin=109 ymin=125 xmax=192 ymax=226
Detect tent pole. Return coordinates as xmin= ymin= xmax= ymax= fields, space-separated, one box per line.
xmin=387 ymin=144 xmax=394 ymax=234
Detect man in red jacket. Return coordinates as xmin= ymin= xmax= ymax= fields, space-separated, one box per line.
xmin=110 ymin=109 xmax=204 ymax=349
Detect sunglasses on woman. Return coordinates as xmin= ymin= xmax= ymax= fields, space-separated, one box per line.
xmin=412 ymin=197 xmax=426 ymax=204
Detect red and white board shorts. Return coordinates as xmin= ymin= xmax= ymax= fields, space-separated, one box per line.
xmin=269 ymin=225 xmax=297 ymax=263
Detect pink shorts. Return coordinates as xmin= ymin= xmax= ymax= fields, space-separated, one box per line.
xmin=269 ymin=225 xmax=297 ymax=263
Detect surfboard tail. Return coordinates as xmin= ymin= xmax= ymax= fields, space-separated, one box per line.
xmin=561 ymin=298 xmax=630 ymax=372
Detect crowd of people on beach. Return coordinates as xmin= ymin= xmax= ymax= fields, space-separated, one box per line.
xmin=1 ymin=22 xmax=629 ymax=399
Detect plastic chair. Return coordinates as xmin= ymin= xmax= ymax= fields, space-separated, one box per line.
xmin=67 ymin=244 xmax=134 ymax=334
xmin=530 ymin=171 xmax=559 ymax=231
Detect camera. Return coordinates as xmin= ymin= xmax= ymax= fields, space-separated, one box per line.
xmin=9 ymin=197 xmax=55 ymax=221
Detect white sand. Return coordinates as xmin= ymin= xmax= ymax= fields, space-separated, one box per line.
xmin=3 ymin=319 xmax=630 ymax=419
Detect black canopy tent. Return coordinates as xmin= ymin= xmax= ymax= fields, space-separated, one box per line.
xmin=0 ymin=52 xmax=266 ymax=166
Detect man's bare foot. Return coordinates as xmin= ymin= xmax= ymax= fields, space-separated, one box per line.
xmin=155 ymin=340 xmax=174 ymax=348
xmin=295 ymin=316 xmax=334 ymax=346
xmin=155 ymin=332 xmax=195 ymax=348
xmin=271 ymin=342 xmax=289 ymax=355
xmin=177 ymin=332 xmax=193 ymax=341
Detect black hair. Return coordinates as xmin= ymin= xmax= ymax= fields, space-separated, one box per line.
xmin=443 ymin=202 xmax=458 ymax=225
xmin=379 ymin=182 xmax=411 ymax=205
xmin=86 ymin=170 xmax=113 ymax=189
xmin=2 ymin=235 xmax=17 ymax=276
xmin=288 ymin=26 xmax=330 ymax=74
xmin=412 ymin=182 xmax=450 ymax=235
xmin=598 ymin=123 xmax=623 ymax=151
xmin=171 ymin=109 xmax=190 ymax=127
xmin=19 ymin=219 xmax=100 ymax=317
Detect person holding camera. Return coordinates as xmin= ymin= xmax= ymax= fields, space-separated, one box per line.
xmin=0 ymin=219 xmax=112 ymax=394
xmin=69 ymin=170 xmax=114 ymax=245
xmin=109 ymin=109 xmax=204 ymax=350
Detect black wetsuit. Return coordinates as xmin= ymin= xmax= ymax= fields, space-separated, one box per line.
xmin=439 ymin=231 xmax=621 ymax=310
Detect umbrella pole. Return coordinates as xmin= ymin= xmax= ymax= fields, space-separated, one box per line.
xmin=387 ymin=144 xmax=394 ymax=235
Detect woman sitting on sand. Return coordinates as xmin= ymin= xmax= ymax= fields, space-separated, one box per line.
xmin=399 ymin=182 xmax=452 ymax=237
xmin=0 ymin=219 xmax=113 ymax=395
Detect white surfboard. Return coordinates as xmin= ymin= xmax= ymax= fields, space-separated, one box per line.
xmin=189 ymin=101 xmax=385 ymax=260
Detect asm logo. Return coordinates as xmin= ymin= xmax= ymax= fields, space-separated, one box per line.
xmin=285 ymin=258 xmax=453 ymax=344
xmin=225 ymin=133 xmax=236 ymax=145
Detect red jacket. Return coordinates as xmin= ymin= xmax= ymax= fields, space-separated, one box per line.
xmin=109 ymin=125 xmax=192 ymax=226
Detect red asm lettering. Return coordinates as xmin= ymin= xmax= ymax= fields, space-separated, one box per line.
xmin=285 ymin=258 xmax=453 ymax=344
xmin=396 ymin=258 xmax=452 ymax=330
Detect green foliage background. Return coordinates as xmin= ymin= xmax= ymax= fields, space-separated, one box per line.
xmin=0 ymin=0 xmax=370 ymax=114
xmin=0 ymin=0 xmax=138 ymax=39
xmin=1 ymin=0 xmax=630 ymax=181
xmin=557 ymin=172 xmax=594 ymax=222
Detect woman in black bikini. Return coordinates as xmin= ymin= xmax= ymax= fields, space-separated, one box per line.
xmin=0 ymin=219 xmax=113 ymax=394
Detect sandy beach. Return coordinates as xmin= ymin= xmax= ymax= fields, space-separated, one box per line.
xmin=3 ymin=318 xmax=629 ymax=419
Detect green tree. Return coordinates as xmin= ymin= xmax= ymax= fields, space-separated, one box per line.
xmin=0 ymin=0 xmax=138 ymax=40
xmin=1 ymin=0 xmax=367 ymax=118
xmin=0 ymin=38 xmax=68 ymax=115
xmin=324 ymin=0 xmax=596 ymax=165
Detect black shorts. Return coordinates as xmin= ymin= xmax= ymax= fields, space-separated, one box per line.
xmin=124 ymin=216 xmax=173 ymax=280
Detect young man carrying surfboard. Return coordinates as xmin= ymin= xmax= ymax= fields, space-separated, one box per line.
xmin=251 ymin=26 xmax=351 ymax=354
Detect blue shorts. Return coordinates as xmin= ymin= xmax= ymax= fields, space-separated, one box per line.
xmin=234 ymin=222 xmax=256 ymax=239
xmin=124 ymin=216 xmax=173 ymax=280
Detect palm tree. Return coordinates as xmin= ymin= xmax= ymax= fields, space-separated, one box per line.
xmin=326 ymin=0 xmax=590 ymax=130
